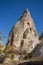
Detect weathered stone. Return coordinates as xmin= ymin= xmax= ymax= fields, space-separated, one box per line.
xmin=7 ymin=9 xmax=39 ymax=53
xmin=32 ymin=43 xmax=43 ymax=58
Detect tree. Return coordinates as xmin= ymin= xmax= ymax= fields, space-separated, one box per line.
xmin=9 ymin=46 xmax=14 ymax=60
xmin=3 ymin=45 xmax=15 ymax=60
xmin=0 ymin=32 xmax=2 ymax=55
xmin=0 ymin=44 xmax=3 ymax=55
xmin=3 ymin=46 xmax=10 ymax=56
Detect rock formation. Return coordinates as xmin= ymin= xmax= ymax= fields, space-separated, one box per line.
xmin=39 ymin=32 xmax=43 ymax=42
xmin=32 ymin=43 xmax=43 ymax=58
xmin=7 ymin=9 xmax=39 ymax=53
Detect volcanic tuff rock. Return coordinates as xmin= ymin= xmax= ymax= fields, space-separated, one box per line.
xmin=32 ymin=43 xmax=43 ymax=58
xmin=7 ymin=9 xmax=39 ymax=53
xmin=39 ymin=32 xmax=43 ymax=42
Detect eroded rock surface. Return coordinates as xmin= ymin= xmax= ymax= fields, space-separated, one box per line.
xmin=32 ymin=43 xmax=43 ymax=58
xmin=7 ymin=9 xmax=39 ymax=53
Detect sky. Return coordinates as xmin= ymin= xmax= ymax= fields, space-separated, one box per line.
xmin=0 ymin=0 xmax=43 ymax=45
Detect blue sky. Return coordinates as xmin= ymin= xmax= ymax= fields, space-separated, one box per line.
xmin=0 ymin=0 xmax=43 ymax=45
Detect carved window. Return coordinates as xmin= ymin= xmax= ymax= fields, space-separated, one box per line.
xmin=23 ymin=28 xmax=29 ymax=39
xmin=30 ymin=28 xmax=31 ymax=31
xmin=20 ymin=40 xmax=24 ymax=48
xmin=27 ymin=22 xmax=30 ymax=26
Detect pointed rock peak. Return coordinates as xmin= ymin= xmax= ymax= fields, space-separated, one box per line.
xmin=19 ymin=8 xmax=30 ymax=21
xmin=23 ymin=8 xmax=30 ymax=16
xmin=24 ymin=8 xmax=29 ymax=13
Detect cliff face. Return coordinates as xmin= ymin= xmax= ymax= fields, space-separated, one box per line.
xmin=7 ymin=9 xmax=39 ymax=53
xmin=32 ymin=43 xmax=43 ymax=58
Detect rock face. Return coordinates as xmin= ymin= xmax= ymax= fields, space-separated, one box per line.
xmin=7 ymin=9 xmax=39 ymax=53
xmin=39 ymin=32 xmax=43 ymax=42
xmin=32 ymin=43 xmax=43 ymax=58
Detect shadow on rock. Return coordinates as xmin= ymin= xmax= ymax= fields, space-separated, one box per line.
xmin=18 ymin=61 xmax=43 ymax=65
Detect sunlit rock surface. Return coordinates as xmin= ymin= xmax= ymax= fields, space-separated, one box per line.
xmin=7 ymin=9 xmax=39 ymax=53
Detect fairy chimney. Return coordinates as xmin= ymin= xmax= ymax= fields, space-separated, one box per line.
xmin=7 ymin=9 xmax=39 ymax=53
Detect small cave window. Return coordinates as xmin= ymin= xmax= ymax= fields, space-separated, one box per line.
xmin=23 ymin=29 xmax=29 ymax=39
xmin=23 ymin=33 xmax=26 ymax=39
xmin=27 ymin=22 xmax=30 ymax=25
xmin=20 ymin=40 xmax=24 ymax=48
xmin=30 ymin=28 xmax=31 ymax=31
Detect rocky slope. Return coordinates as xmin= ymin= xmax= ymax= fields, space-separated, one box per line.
xmin=32 ymin=43 xmax=43 ymax=58
xmin=7 ymin=9 xmax=39 ymax=53
xmin=31 ymin=32 xmax=43 ymax=58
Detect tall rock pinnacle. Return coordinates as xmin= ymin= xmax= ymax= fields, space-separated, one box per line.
xmin=7 ymin=9 xmax=39 ymax=53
